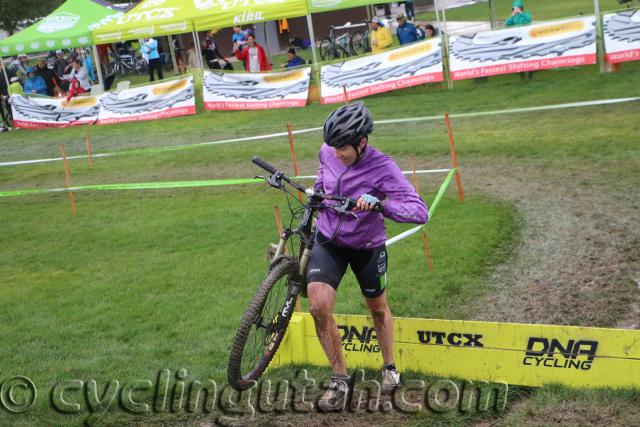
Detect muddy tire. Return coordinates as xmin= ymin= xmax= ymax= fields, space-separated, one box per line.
xmin=227 ymin=256 xmax=299 ymax=391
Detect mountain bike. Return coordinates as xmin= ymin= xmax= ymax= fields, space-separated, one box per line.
xmin=106 ymin=53 xmax=148 ymax=76
xmin=227 ymin=157 xmax=380 ymax=391
xmin=319 ymin=21 xmax=369 ymax=61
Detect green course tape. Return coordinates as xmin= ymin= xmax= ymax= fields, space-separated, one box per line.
xmin=0 ymin=178 xmax=259 ymax=198
xmin=428 ymin=168 xmax=457 ymax=220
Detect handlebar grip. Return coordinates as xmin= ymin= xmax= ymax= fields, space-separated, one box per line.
xmin=252 ymin=156 xmax=277 ymax=174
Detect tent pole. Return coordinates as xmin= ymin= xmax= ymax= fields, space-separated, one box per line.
xmin=305 ymin=13 xmax=318 ymax=66
xmin=92 ymin=45 xmax=104 ymax=91
xmin=489 ymin=0 xmax=497 ymax=30
xmin=263 ymin=23 xmax=272 ymax=60
xmin=1 ymin=59 xmax=10 ymax=93
xmin=192 ymin=29 xmax=204 ymax=69
xmin=305 ymin=13 xmax=320 ymax=87
xmin=168 ymin=35 xmax=179 ymax=75
xmin=593 ymin=0 xmax=605 ymax=73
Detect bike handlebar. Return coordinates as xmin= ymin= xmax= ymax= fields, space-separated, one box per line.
xmin=252 ymin=156 xmax=383 ymax=213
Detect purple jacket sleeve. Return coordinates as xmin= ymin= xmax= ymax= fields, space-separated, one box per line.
xmin=378 ymin=159 xmax=428 ymax=224
xmin=313 ymin=149 xmax=325 ymax=192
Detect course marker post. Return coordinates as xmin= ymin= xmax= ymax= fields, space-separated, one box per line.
xmin=422 ymin=231 xmax=434 ymax=272
xmin=342 ymin=86 xmax=349 ymax=105
xmin=444 ymin=113 xmax=464 ymax=203
xmin=85 ymin=129 xmax=93 ymax=168
xmin=286 ymin=124 xmax=303 ymax=203
xmin=59 ymin=144 xmax=77 ymax=217
xmin=410 ymin=156 xmax=421 ymax=193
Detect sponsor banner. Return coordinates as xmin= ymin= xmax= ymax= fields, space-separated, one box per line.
xmin=603 ymin=9 xmax=640 ymax=64
xmin=97 ymin=76 xmax=196 ymax=124
xmin=320 ymin=40 xmax=443 ymax=104
xmin=203 ymin=69 xmax=311 ymax=111
xmin=273 ymin=313 xmax=640 ymax=388
xmin=449 ymin=17 xmax=597 ymax=80
xmin=11 ymin=95 xmax=100 ymax=129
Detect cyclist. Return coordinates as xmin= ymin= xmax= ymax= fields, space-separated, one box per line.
xmin=308 ymin=102 xmax=428 ymax=410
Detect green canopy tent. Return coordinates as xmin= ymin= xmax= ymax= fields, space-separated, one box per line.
xmin=0 ymin=0 xmax=128 ymax=90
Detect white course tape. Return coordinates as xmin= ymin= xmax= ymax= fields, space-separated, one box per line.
xmin=1 ymin=97 xmax=637 ymax=168
xmin=386 ymin=224 xmax=424 ymax=246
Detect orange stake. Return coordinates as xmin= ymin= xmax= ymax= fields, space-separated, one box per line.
xmin=85 ymin=129 xmax=93 ymax=168
xmin=444 ymin=113 xmax=465 ymax=203
xmin=273 ymin=205 xmax=285 ymax=235
xmin=410 ymin=156 xmax=420 ymax=193
xmin=287 ymin=124 xmax=303 ymax=203
xmin=342 ymin=86 xmax=349 ymax=105
xmin=59 ymin=144 xmax=77 ymax=217
xmin=422 ymin=230 xmax=434 ymax=272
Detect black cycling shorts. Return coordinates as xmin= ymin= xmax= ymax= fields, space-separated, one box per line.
xmin=306 ymin=232 xmax=388 ymax=299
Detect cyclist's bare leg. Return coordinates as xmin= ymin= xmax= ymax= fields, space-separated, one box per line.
xmin=308 ymin=282 xmax=347 ymax=375
xmin=365 ymin=293 xmax=394 ymax=365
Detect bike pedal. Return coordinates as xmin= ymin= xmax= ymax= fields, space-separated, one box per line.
xmin=266 ymin=243 xmax=278 ymax=263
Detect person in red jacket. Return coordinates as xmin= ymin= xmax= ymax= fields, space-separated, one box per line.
xmin=234 ymin=34 xmax=271 ymax=73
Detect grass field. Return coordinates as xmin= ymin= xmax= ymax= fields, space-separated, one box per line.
xmin=1 ymin=26 xmax=640 ymax=427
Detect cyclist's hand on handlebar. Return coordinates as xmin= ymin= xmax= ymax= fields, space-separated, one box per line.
xmin=354 ymin=194 xmax=381 ymax=212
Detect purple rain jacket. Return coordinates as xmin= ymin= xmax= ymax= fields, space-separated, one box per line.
xmin=314 ymin=143 xmax=429 ymax=249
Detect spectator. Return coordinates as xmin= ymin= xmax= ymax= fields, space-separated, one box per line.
xmin=203 ymin=32 xmax=230 ymax=69
xmin=232 ymin=26 xmax=249 ymax=53
xmin=369 ymin=17 xmax=392 ymax=53
xmin=186 ymin=42 xmax=200 ymax=69
xmin=79 ymin=49 xmax=96 ymax=82
xmin=53 ymin=50 xmax=67 ymax=79
xmin=404 ymin=1 xmax=415 ymax=21
xmin=96 ymin=43 xmax=114 ymax=66
xmin=70 ymin=59 xmax=91 ymax=91
xmin=13 ymin=54 xmax=29 ymax=79
xmin=24 ymin=67 xmax=48 ymax=96
xmin=396 ymin=14 xmax=418 ymax=45
xmin=282 ymin=47 xmax=305 ymax=68
xmin=66 ymin=78 xmax=86 ymax=102
xmin=8 ymin=76 xmax=24 ymax=96
xmin=235 ymin=34 xmax=271 ymax=73
xmin=505 ymin=0 xmax=531 ymax=27
xmin=505 ymin=0 xmax=533 ymax=79
xmin=35 ymin=59 xmax=57 ymax=97
xmin=424 ymin=24 xmax=437 ymax=39
xmin=142 ymin=37 xmax=164 ymax=81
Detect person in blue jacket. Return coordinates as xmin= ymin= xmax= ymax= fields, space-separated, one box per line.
xmin=143 ymin=37 xmax=164 ymax=82
xmin=282 ymin=48 xmax=305 ymax=68
xmin=396 ymin=14 xmax=418 ymax=45
xmin=24 ymin=67 xmax=48 ymax=96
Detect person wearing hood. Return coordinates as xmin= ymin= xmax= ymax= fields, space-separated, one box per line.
xmin=24 ymin=67 xmax=48 ymax=96
xmin=505 ymin=0 xmax=532 ymax=27
xmin=369 ymin=17 xmax=393 ymax=54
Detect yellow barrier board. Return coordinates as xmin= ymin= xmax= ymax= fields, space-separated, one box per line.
xmin=271 ymin=313 xmax=640 ymax=388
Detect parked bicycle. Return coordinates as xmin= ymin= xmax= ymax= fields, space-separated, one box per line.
xmin=106 ymin=52 xmax=148 ymax=76
xmin=319 ymin=21 xmax=370 ymax=61
xmin=227 ymin=157 xmax=381 ymax=391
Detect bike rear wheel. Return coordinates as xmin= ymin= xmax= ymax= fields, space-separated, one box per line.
xmin=228 ymin=256 xmax=299 ymax=391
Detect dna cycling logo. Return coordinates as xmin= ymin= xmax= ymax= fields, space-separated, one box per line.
xmin=337 ymin=325 xmax=380 ymax=353
xmin=522 ymin=337 xmax=598 ymax=371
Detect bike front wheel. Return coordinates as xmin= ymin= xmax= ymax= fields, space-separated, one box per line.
xmin=350 ymin=31 xmax=369 ymax=56
xmin=228 ymin=256 xmax=300 ymax=391
xmin=319 ymin=38 xmax=338 ymax=61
